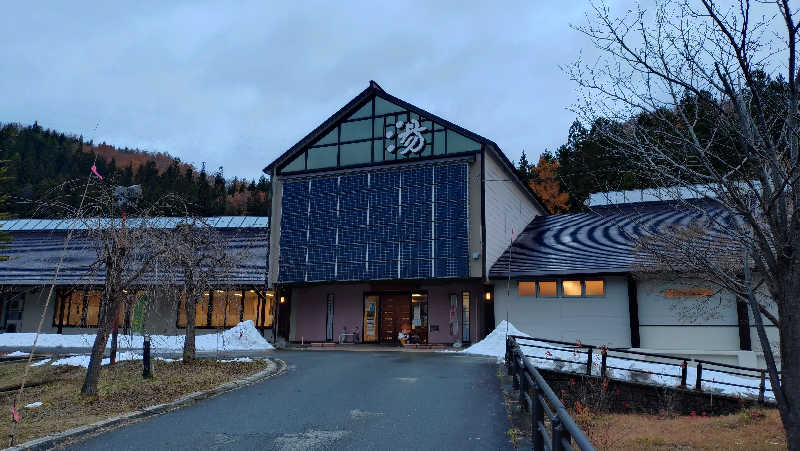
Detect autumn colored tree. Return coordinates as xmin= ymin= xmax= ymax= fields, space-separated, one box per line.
xmin=529 ymin=153 xmax=569 ymax=214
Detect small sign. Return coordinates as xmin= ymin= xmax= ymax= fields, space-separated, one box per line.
xmin=664 ymin=289 xmax=713 ymax=298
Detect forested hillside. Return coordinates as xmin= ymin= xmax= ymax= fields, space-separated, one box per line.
xmin=517 ymin=72 xmax=786 ymax=213
xmin=0 ymin=122 xmax=271 ymax=217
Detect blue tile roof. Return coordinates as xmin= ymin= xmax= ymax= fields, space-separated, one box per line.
xmin=489 ymin=199 xmax=732 ymax=278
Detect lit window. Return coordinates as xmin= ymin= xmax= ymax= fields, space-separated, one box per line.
xmin=538 ymin=281 xmax=557 ymax=297
xmin=585 ymin=280 xmax=605 ymax=296
xmin=562 ymin=280 xmax=582 ymax=297
xmin=518 ymin=282 xmax=535 ymax=297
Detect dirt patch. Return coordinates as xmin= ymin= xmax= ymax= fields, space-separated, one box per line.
xmin=576 ymin=408 xmax=786 ymax=450
xmin=0 ymin=357 xmax=269 ymax=445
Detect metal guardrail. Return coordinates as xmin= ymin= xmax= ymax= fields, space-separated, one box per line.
xmin=506 ymin=336 xmax=596 ymax=451
xmin=509 ymin=334 xmax=780 ymax=404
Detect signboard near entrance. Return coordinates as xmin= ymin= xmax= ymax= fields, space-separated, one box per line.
xmin=363 ymin=296 xmax=378 ymax=342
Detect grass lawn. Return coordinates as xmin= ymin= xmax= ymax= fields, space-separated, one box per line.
xmin=0 ymin=356 xmax=269 ymax=445
xmin=577 ymin=409 xmax=787 ymax=450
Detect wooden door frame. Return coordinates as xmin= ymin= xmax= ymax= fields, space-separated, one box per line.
xmin=362 ymin=290 xmax=427 ymax=344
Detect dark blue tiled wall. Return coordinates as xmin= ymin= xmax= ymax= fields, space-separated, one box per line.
xmin=278 ymin=162 xmax=469 ymax=282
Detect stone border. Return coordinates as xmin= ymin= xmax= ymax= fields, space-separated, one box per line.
xmin=6 ymin=358 xmax=288 ymax=451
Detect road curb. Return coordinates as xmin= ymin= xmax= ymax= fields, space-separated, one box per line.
xmin=5 ymin=357 xmax=288 ymax=451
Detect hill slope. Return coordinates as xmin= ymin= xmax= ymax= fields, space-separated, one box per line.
xmin=0 ymin=122 xmax=270 ymax=217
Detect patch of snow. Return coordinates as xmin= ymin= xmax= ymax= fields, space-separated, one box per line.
xmin=456 ymin=321 xmax=773 ymax=401
xmin=52 ymin=351 xmax=144 ymax=368
xmin=217 ymin=357 xmax=253 ymax=363
xmin=31 ymin=358 xmax=51 ymax=367
xmin=0 ymin=321 xmax=274 ymax=353
xmin=6 ymin=351 xmax=29 ymax=357
xmin=24 ymin=402 xmax=42 ymax=408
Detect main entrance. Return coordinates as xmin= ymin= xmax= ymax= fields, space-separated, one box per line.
xmin=363 ymin=292 xmax=428 ymax=345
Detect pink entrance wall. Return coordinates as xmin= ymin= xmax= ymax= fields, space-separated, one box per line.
xmin=290 ymin=281 xmax=485 ymax=344
xmin=291 ymin=284 xmax=368 ymax=342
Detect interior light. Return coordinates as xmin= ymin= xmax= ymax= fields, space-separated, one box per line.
xmin=484 ymin=291 xmax=492 ymax=301
xmin=280 ymin=296 xmax=286 ymax=304
xmin=234 ymin=293 xmax=242 ymax=297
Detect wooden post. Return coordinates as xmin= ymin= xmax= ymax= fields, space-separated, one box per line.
xmin=57 ymin=291 xmax=67 ymax=335
xmin=758 ymin=370 xmax=766 ymax=404
xmin=552 ymin=418 xmax=565 ymax=451
xmin=532 ymin=386 xmax=544 ymax=450
xmin=585 ymin=346 xmax=593 ymax=376
xmin=680 ymin=360 xmax=688 ymax=387
xmin=695 ymin=362 xmax=703 ymax=391
xmin=601 ymin=350 xmax=608 ymax=378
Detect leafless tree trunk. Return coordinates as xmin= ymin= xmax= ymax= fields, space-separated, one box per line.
xmin=571 ymin=1 xmax=800 ymax=444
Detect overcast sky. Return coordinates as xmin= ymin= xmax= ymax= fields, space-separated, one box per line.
xmin=0 ymin=1 xmax=622 ymax=180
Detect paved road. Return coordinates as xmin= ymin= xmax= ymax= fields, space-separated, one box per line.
xmin=69 ymin=351 xmax=513 ymax=450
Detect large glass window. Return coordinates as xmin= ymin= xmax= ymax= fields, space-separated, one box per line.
xmin=178 ymin=289 xmax=273 ymax=328
xmin=278 ymin=95 xmax=483 ymax=173
xmin=53 ymin=290 xmax=125 ymax=328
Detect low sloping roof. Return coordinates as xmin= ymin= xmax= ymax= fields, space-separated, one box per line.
xmin=0 ymin=217 xmax=269 ymax=286
xmin=488 ymin=199 xmax=731 ymax=278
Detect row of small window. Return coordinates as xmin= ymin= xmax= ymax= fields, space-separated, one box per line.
xmin=518 ymin=280 xmax=605 ymax=298
xmin=52 ymin=289 xmax=274 ymax=329
xmin=176 ymin=289 xmax=274 ymax=328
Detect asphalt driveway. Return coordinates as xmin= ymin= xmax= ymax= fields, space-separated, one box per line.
xmin=67 ymin=351 xmax=513 ymax=450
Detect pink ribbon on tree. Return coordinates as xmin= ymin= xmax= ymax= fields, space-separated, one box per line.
xmin=11 ymin=407 xmax=19 ymax=422
xmin=90 ymin=164 xmax=103 ymax=180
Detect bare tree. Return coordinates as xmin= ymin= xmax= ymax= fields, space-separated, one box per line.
xmin=162 ymin=219 xmax=233 ymax=362
xmin=571 ymin=1 xmax=800 ymax=444
xmin=36 ymin=178 xmax=181 ymax=395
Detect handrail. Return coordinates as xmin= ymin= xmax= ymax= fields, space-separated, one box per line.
xmin=510 ymin=334 xmax=778 ymax=401
xmin=506 ymin=336 xmax=596 ymax=451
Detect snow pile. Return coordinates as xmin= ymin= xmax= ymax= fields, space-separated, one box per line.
xmin=6 ymin=351 xmax=29 ymax=357
xmin=25 ymin=402 xmax=42 ymax=408
xmin=31 ymin=358 xmax=51 ymax=367
xmin=459 ymin=321 xmax=773 ymax=400
xmin=460 ymin=320 xmax=530 ymax=361
xmin=0 ymin=321 xmax=274 ymax=352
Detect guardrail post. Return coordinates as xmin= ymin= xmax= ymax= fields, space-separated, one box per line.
xmin=600 ymin=348 xmax=607 ymax=378
xmin=695 ymin=362 xmax=703 ymax=391
xmin=532 ymin=385 xmax=544 ymax=451
xmin=519 ymin=365 xmax=528 ymax=411
xmin=758 ymin=370 xmax=766 ymax=404
xmin=512 ymin=354 xmax=520 ymax=390
xmin=585 ymin=346 xmax=593 ymax=375
xmin=680 ymin=360 xmax=687 ymax=387
xmin=552 ymin=418 xmax=565 ymax=451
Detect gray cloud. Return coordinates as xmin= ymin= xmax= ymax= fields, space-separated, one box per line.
xmin=0 ymin=1 xmax=616 ymax=179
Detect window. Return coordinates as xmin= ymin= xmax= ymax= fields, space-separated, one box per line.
xmin=461 ymin=291 xmax=470 ymax=342
xmin=326 ymin=294 xmax=335 ymax=341
xmin=178 ymin=289 xmax=273 ymax=328
xmin=518 ymin=282 xmax=536 ymax=297
xmin=538 ymin=281 xmax=557 ymax=297
xmin=562 ymin=280 xmax=582 ymax=297
xmin=53 ymin=290 xmax=124 ymax=328
xmin=277 ymin=95 xmax=483 ymax=174
xmin=585 ymin=280 xmax=605 ymax=296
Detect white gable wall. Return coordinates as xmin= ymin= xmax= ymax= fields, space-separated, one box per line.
xmin=483 ymin=148 xmax=544 ymax=274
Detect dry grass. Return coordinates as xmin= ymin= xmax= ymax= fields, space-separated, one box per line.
xmin=576 ymin=408 xmax=786 ymax=450
xmin=0 ymin=357 xmax=268 ymax=445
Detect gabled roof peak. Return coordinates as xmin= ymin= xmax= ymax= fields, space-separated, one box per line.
xmin=369 ymin=80 xmax=384 ymax=92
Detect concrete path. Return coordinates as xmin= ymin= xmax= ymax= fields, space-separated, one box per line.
xmin=67 ymin=351 xmax=512 ymax=450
